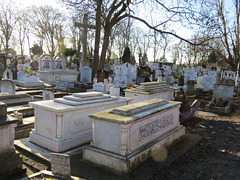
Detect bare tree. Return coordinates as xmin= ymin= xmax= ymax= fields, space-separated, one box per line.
xmin=28 ymin=5 xmax=64 ymax=57
xmin=0 ymin=0 xmax=18 ymax=52
xmin=16 ymin=9 xmax=30 ymax=57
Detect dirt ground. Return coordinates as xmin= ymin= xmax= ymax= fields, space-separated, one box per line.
xmin=154 ymin=93 xmax=240 ymax=180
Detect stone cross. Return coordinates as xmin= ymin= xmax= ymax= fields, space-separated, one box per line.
xmin=75 ymin=14 xmax=96 ymax=67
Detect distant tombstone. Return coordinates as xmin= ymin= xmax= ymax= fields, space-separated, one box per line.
xmin=43 ymin=89 xmax=54 ymax=100
xmin=213 ymin=80 xmax=234 ymax=101
xmin=54 ymin=55 xmax=65 ymax=70
xmin=97 ymin=69 xmax=109 ymax=82
xmin=0 ymin=80 xmax=15 ymax=94
xmin=3 ymin=68 xmax=13 ymax=80
xmin=40 ymin=54 xmax=52 ymax=70
xmin=56 ymin=81 xmax=69 ymax=91
xmin=110 ymin=85 xmax=120 ymax=97
xmin=208 ymin=70 xmax=216 ymax=77
xmin=186 ymin=80 xmax=195 ymax=95
xmin=30 ymin=60 xmax=39 ymax=71
xmin=80 ymin=66 xmax=92 ymax=83
xmin=51 ymin=153 xmax=71 ymax=178
xmin=136 ymin=66 xmax=151 ymax=84
xmin=184 ymin=70 xmax=195 ymax=83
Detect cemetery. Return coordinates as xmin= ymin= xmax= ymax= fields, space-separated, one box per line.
xmin=0 ymin=0 xmax=240 ymax=179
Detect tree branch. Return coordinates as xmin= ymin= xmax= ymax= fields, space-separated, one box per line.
xmin=128 ymin=14 xmax=213 ymax=46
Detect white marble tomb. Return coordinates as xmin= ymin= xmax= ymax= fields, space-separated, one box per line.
xmin=83 ymin=99 xmax=185 ymax=174
xmin=124 ymin=82 xmax=176 ymax=103
xmin=29 ymin=92 xmax=132 ymax=152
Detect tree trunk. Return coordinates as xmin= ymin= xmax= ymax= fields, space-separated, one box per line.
xmin=92 ymin=0 xmax=102 ymax=77
xmin=99 ymin=25 xmax=111 ymax=70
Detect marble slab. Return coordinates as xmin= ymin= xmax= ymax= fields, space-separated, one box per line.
xmin=29 ymin=92 xmax=132 ymax=152
xmin=83 ymin=99 xmax=185 ymax=173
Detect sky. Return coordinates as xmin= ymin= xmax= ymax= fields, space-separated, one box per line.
xmin=18 ymin=0 xmax=61 ymax=8
xmin=14 ymin=0 xmax=235 ymax=63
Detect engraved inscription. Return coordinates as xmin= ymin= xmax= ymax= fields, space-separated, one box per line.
xmin=74 ymin=119 xmax=84 ymax=126
xmin=138 ymin=114 xmax=173 ymax=141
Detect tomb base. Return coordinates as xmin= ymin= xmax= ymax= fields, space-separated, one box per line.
xmin=84 ymin=125 xmax=185 ymax=174
xmin=0 ymin=150 xmax=24 ymax=176
xmin=29 ymin=92 xmax=131 ymax=152
xmin=205 ymin=98 xmax=233 ymax=114
xmin=30 ymin=130 xmax=91 ymax=152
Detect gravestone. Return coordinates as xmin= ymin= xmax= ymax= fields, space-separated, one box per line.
xmin=97 ymin=69 xmax=109 ymax=82
xmin=56 ymin=81 xmax=69 ymax=91
xmin=83 ymin=99 xmax=185 ymax=174
xmin=30 ymin=60 xmax=39 ymax=71
xmin=54 ymin=55 xmax=65 ymax=70
xmin=186 ymin=80 xmax=195 ymax=95
xmin=43 ymin=89 xmax=54 ymax=100
xmin=81 ymin=66 xmax=92 ymax=84
xmin=51 ymin=153 xmax=71 ymax=178
xmin=213 ymin=80 xmax=234 ymax=101
xmin=0 ymin=80 xmax=15 ymax=94
xmin=110 ymin=85 xmax=120 ymax=97
xmin=184 ymin=70 xmax=195 ymax=83
xmin=42 ymin=55 xmax=51 ymax=70
xmin=136 ymin=66 xmax=151 ymax=84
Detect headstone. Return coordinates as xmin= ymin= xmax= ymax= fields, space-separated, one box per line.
xmin=43 ymin=89 xmax=54 ymax=100
xmin=40 ymin=54 xmax=52 ymax=70
xmin=186 ymin=80 xmax=195 ymax=95
xmin=97 ymin=69 xmax=109 ymax=82
xmin=80 ymin=66 xmax=92 ymax=84
xmin=0 ymin=80 xmax=15 ymax=94
xmin=110 ymin=85 xmax=120 ymax=97
xmin=213 ymin=80 xmax=234 ymax=101
xmin=136 ymin=66 xmax=151 ymax=84
xmin=56 ymin=81 xmax=69 ymax=91
xmin=30 ymin=60 xmax=39 ymax=71
xmin=51 ymin=153 xmax=71 ymax=178
xmin=54 ymin=55 xmax=66 ymax=70
xmin=83 ymin=99 xmax=185 ymax=174
xmin=184 ymin=70 xmax=195 ymax=84
xmin=196 ymin=76 xmax=204 ymax=88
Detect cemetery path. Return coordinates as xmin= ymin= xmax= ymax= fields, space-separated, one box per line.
xmin=154 ymin=102 xmax=240 ymax=180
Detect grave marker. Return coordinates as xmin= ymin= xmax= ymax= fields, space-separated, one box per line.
xmin=51 ymin=153 xmax=71 ymax=178
xmin=75 ymin=14 xmax=96 ymax=67
xmin=81 ymin=66 xmax=92 ymax=83
xmin=0 ymin=80 xmax=15 ymax=94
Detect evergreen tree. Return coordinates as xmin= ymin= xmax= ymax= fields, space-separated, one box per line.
xmin=122 ymin=47 xmax=131 ymax=63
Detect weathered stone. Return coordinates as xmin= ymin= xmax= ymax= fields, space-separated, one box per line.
xmin=83 ymin=99 xmax=185 ymax=174
xmin=51 ymin=153 xmax=71 ymax=178
xmin=0 ymin=102 xmax=7 ymax=122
